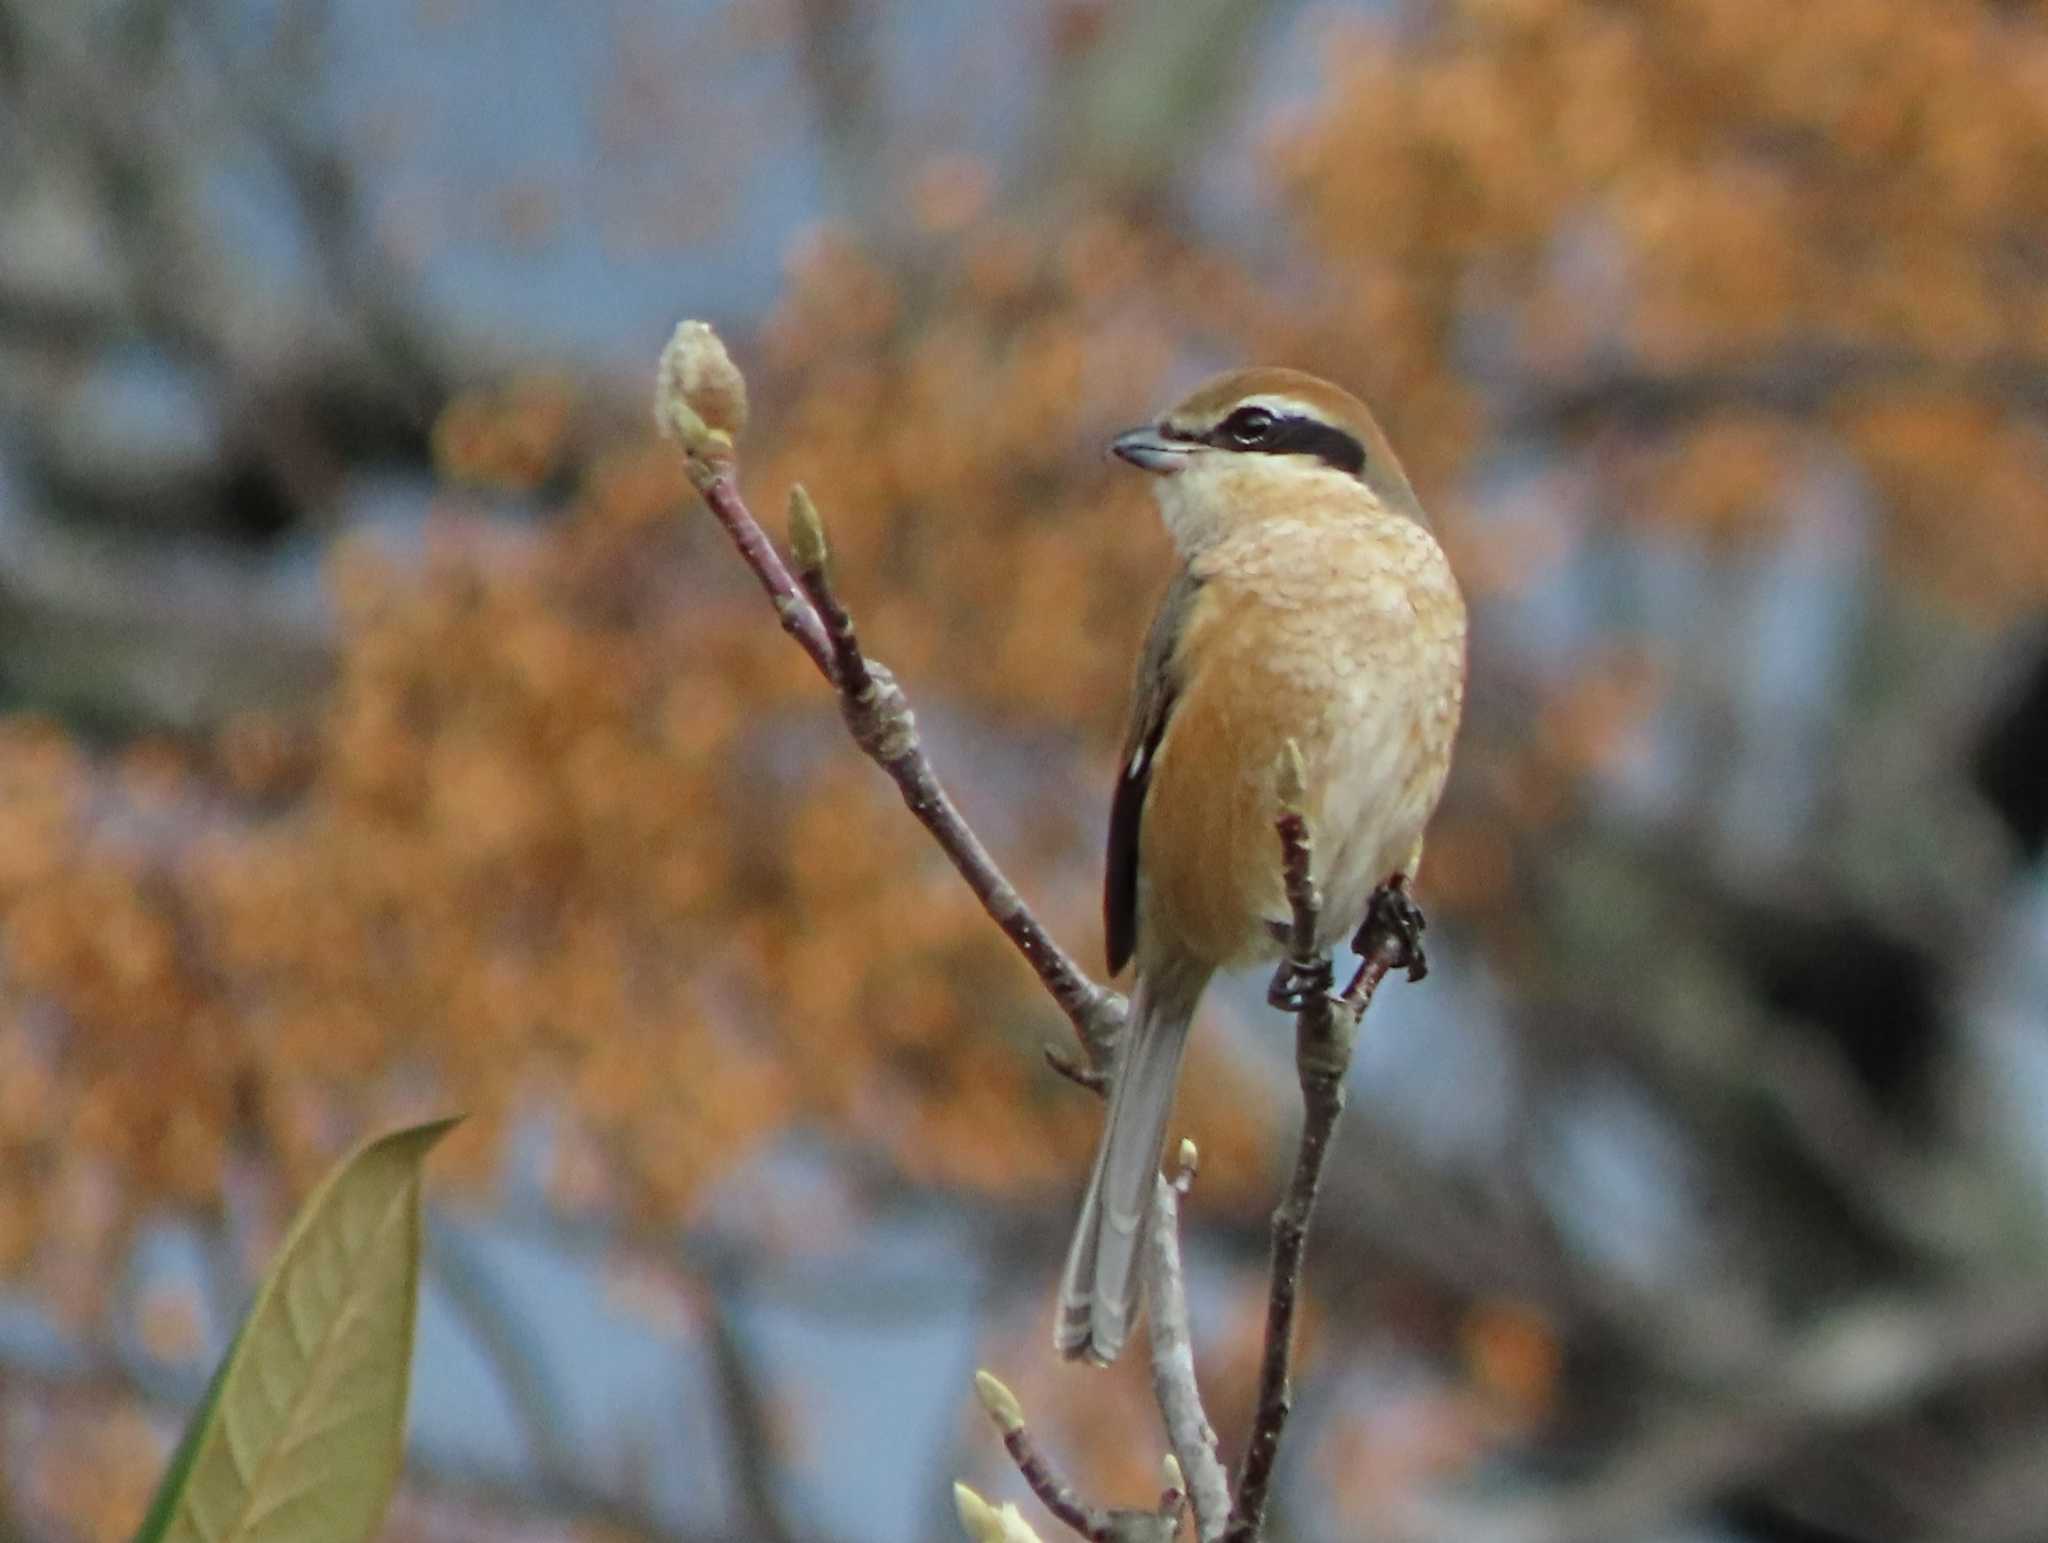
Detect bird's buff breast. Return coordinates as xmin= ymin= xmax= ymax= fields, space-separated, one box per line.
xmin=1136 ymin=517 xmax=1466 ymax=970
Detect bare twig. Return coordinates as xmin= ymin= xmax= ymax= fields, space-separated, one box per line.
xmin=1043 ymin=1042 xmax=1110 ymax=1095
xmin=971 ymin=1370 xmax=1184 ymax=1543
xmin=427 ymin=1218 xmax=582 ymax=1490
xmin=1147 ymin=1145 xmax=1230 ymax=1543
xmin=655 ymin=321 xmax=1122 ymax=1072
xmin=1496 ymin=348 xmax=2048 ymax=439
xmin=791 ymin=497 xmax=1121 ymax=1068
xmin=1224 ymin=744 xmax=1405 ymax=1543
xmin=788 ymin=484 xmax=871 ymax=695
xmin=974 ymin=1371 xmax=1117 ymax=1542
xmin=1400 ymin=1278 xmax=2048 ymax=1543
xmin=700 ymin=468 xmax=837 ymax=673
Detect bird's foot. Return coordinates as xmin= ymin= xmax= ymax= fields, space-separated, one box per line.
xmin=1356 ymin=878 xmax=1428 ymax=982
xmin=1266 ymin=952 xmax=1335 ymax=1012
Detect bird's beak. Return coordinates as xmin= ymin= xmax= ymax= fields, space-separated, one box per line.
xmin=1111 ymin=425 xmax=1193 ymax=475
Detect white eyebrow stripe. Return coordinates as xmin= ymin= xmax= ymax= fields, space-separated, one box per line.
xmin=1176 ymin=395 xmax=1334 ymax=434
xmin=1236 ymin=396 xmax=1326 ymax=420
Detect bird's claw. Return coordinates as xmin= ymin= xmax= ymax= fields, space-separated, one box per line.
xmin=1266 ymin=952 xmax=1335 ymax=1012
xmin=1358 ymin=880 xmax=1429 ymax=982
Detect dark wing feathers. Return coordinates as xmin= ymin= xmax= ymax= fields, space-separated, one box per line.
xmin=1104 ymin=570 xmax=1199 ymax=976
xmin=1104 ymin=698 xmax=1168 ymax=975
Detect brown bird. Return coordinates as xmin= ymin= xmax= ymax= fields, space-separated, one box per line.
xmin=1055 ymin=368 xmax=1468 ymax=1365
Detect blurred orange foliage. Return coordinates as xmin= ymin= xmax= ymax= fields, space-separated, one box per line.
xmin=1273 ymin=0 xmax=2048 ymax=613
xmin=0 ymin=208 xmax=1285 ymax=1281
xmin=1 ymin=2 xmax=2044 ymax=1385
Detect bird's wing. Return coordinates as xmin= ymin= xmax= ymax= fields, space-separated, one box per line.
xmin=1105 ymin=568 xmax=1200 ymax=976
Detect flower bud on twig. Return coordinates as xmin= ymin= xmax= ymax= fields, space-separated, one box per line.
xmin=955 ymin=1484 xmax=1046 ymax=1543
xmin=789 ymin=484 xmax=829 ymax=580
xmin=654 ymin=319 xmax=749 ymax=486
xmin=974 ymin=1369 xmax=1026 ymax=1436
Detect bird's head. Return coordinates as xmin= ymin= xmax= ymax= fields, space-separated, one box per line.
xmin=1111 ymin=367 xmax=1425 ymax=552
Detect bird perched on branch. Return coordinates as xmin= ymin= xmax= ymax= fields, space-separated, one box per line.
xmin=1056 ymin=368 xmax=1467 ymax=1365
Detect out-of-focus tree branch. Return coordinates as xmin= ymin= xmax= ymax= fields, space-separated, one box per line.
xmin=1498 ymin=350 xmax=2048 ymax=438
xmin=0 ymin=1333 xmax=747 ymax=1542
xmin=0 ymin=510 xmax=333 ymax=727
xmin=178 ymin=0 xmax=445 ymax=416
xmin=1399 ymin=1277 xmax=2048 ymax=1543
xmin=1036 ymin=0 xmax=1295 ymax=209
xmin=702 ymin=1285 xmax=800 ymax=1543
xmin=0 ymin=0 xmax=450 ymax=730
xmin=791 ymin=0 xmax=886 ymax=229
xmin=1937 ymin=1434 xmax=2048 ymax=1543
xmin=427 ymin=1219 xmax=584 ymax=1494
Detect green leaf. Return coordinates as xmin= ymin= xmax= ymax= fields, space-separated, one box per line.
xmin=129 ymin=1318 xmax=247 ymax=1543
xmin=133 ymin=1117 xmax=460 ymax=1543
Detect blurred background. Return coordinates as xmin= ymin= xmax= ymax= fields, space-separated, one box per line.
xmin=2 ymin=0 xmax=2047 ymax=1539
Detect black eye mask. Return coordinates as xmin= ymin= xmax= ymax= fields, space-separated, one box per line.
xmin=1180 ymin=408 xmax=1368 ymax=477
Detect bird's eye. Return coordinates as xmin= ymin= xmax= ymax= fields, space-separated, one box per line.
xmin=1218 ymin=406 xmax=1277 ymax=447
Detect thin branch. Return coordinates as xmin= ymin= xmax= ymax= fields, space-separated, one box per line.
xmin=1404 ymin=1278 xmax=2048 ymax=1543
xmin=697 ymin=471 xmax=837 ymax=675
xmin=1937 ymin=1431 xmax=2048 ymax=1543
xmin=1495 ymin=348 xmax=2048 ymax=440
xmin=790 ymin=0 xmax=887 ymax=228
xmin=790 ymin=505 xmax=1121 ymax=1069
xmin=1146 ymin=1148 xmax=1230 ymax=1543
xmin=974 ymin=1372 xmax=1116 ymax=1542
xmin=427 ymin=1218 xmax=582 ymax=1490
xmin=656 ymin=322 xmax=1122 ymax=1071
xmin=788 ymin=484 xmax=872 ymax=695
xmin=797 ymin=480 xmax=1121 ymax=1081
xmin=0 ymin=1344 xmax=708 ymax=1543
xmin=1044 ymin=1041 xmax=1110 ymax=1094
xmin=1224 ymin=748 xmax=1406 ymax=1543
xmin=703 ymin=1286 xmax=800 ymax=1543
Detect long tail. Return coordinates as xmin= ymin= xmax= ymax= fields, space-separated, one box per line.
xmin=1054 ymin=961 xmax=1209 ymax=1364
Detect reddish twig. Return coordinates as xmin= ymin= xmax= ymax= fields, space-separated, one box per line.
xmin=1001 ymin=1421 xmax=1111 ymax=1540
xmin=975 ymin=1372 xmax=1116 ymax=1542
xmin=1223 ymin=746 xmax=1402 ymax=1543
xmin=670 ymin=422 xmax=1123 ymax=1071
xmin=697 ymin=474 xmax=836 ymax=677
xmin=787 ymin=484 xmax=871 ymax=694
xmin=778 ymin=479 xmax=1122 ymax=1070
